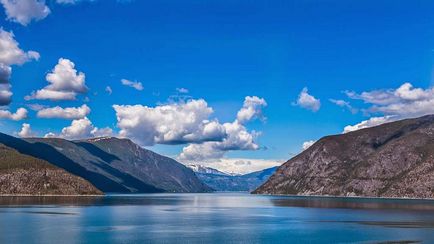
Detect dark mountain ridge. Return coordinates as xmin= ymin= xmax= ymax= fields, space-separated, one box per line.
xmin=254 ymin=115 xmax=434 ymax=198
xmin=0 ymin=133 xmax=210 ymax=193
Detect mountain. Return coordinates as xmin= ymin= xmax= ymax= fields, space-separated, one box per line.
xmin=187 ymin=164 xmax=230 ymax=176
xmin=254 ymin=115 xmax=434 ymax=199
xmin=0 ymin=143 xmax=102 ymax=195
xmin=0 ymin=133 xmax=211 ymax=193
xmin=189 ymin=164 xmax=278 ymax=192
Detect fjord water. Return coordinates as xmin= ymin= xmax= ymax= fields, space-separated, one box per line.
xmin=1 ymin=194 xmax=434 ymax=243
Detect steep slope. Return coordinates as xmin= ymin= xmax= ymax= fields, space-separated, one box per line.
xmin=0 ymin=133 xmax=210 ymax=193
xmin=0 ymin=143 xmax=102 ymax=195
xmin=189 ymin=165 xmax=278 ymax=192
xmin=83 ymin=137 xmax=212 ymax=193
xmin=254 ymin=115 xmax=434 ymax=198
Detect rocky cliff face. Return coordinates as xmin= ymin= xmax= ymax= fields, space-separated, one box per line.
xmin=254 ymin=115 xmax=434 ymax=198
xmin=0 ymin=144 xmax=102 ymax=195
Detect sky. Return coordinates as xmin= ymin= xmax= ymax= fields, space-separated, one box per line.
xmin=0 ymin=0 xmax=434 ymax=174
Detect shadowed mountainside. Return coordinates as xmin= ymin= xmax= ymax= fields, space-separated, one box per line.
xmin=254 ymin=115 xmax=434 ymax=198
xmin=0 ymin=133 xmax=210 ymax=193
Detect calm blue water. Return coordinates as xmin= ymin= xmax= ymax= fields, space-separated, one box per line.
xmin=1 ymin=193 xmax=434 ymax=243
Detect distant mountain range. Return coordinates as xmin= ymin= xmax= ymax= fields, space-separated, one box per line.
xmin=188 ymin=164 xmax=278 ymax=192
xmin=0 ymin=133 xmax=211 ymax=194
xmin=254 ymin=115 xmax=434 ymax=199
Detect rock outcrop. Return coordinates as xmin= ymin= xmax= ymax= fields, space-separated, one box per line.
xmin=254 ymin=115 xmax=434 ymax=198
xmin=0 ymin=144 xmax=102 ymax=195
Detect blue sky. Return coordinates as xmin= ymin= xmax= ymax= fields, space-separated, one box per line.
xmin=1 ymin=0 xmax=434 ymax=173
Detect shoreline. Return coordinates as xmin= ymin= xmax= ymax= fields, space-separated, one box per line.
xmin=0 ymin=194 xmax=104 ymax=197
xmin=253 ymin=193 xmax=434 ymax=201
xmin=0 ymin=192 xmax=433 ymax=201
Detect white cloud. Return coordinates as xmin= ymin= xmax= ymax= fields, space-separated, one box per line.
xmin=105 ymin=86 xmax=112 ymax=95
xmin=43 ymin=132 xmax=56 ymax=138
xmin=302 ymin=140 xmax=316 ymax=150
xmin=25 ymin=90 xmax=76 ymax=101
xmin=236 ymin=96 xmax=267 ymax=124
xmin=60 ymin=117 xmax=93 ymax=139
xmin=26 ymin=103 xmax=47 ymax=111
xmin=294 ymin=87 xmax=321 ymax=112
xmin=113 ymin=99 xmax=226 ymax=145
xmin=0 ymin=107 xmax=27 ymax=120
xmin=176 ymin=87 xmax=189 ymax=93
xmin=0 ymin=29 xmax=39 ymax=105
xmin=25 ymin=58 xmax=88 ymax=101
xmin=37 ymin=104 xmax=90 ymax=119
xmin=343 ymin=116 xmax=397 ymax=133
xmin=329 ymin=99 xmax=358 ymax=114
xmin=113 ymin=96 xmax=267 ymax=163
xmin=344 ymin=82 xmax=434 ymax=132
xmin=178 ymin=121 xmax=261 ymax=162
xmin=56 ymin=0 xmax=78 ymax=4
xmin=45 ymin=117 xmax=113 ymax=140
xmin=18 ymin=123 xmax=35 ymax=137
xmin=0 ymin=0 xmax=50 ymax=26
xmin=121 ymin=79 xmax=143 ymax=91
xmin=178 ymin=96 xmax=267 ymax=162
xmin=91 ymin=127 xmax=114 ymax=138
xmin=183 ymin=158 xmax=284 ymax=175
xmin=0 ymin=29 xmax=40 ymax=65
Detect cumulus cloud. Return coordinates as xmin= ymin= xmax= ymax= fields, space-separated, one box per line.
xmin=343 ymin=116 xmax=397 ymax=133
xmin=236 ymin=96 xmax=267 ymax=124
xmin=113 ymin=96 xmax=267 ymax=162
xmin=121 ymin=79 xmax=143 ymax=91
xmin=0 ymin=107 xmax=27 ymax=120
xmin=344 ymin=82 xmax=434 ymax=132
xmin=177 ymin=96 xmax=267 ymax=162
xmin=294 ymin=87 xmax=321 ymax=112
xmin=18 ymin=123 xmax=35 ymax=137
xmin=302 ymin=140 xmax=316 ymax=150
xmin=113 ymin=99 xmax=226 ymax=145
xmin=0 ymin=29 xmax=39 ymax=105
xmin=0 ymin=0 xmax=50 ymax=26
xmin=178 ymin=121 xmax=261 ymax=162
xmin=25 ymin=58 xmax=88 ymax=101
xmin=0 ymin=29 xmax=40 ymax=65
xmin=36 ymin=104 xmax=90 ymax=119
xmin=45 ymin=117 xmax=113 ymax=140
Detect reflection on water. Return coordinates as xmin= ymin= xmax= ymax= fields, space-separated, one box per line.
xmin=0 ymin=193 xmax=434 ymax=244
xmin=269 ymin=195 xmax=434 ymax=211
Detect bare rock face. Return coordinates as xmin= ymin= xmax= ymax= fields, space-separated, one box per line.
xmin=0 ymin=144 xmax=102 ymax=195
xmin=254 ymin=115 xmax=434 ymax=199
